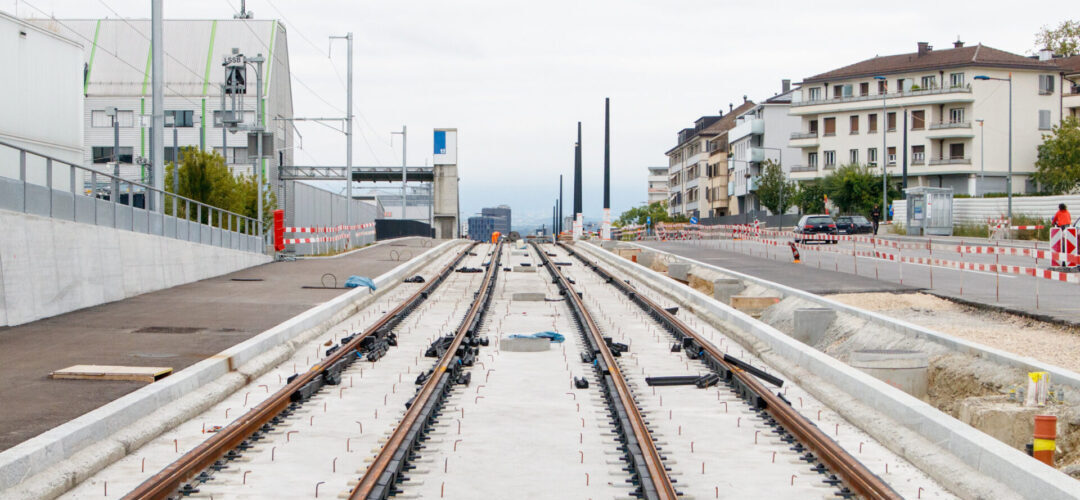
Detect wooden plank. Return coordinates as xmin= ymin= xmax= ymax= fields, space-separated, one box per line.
xmin=50 ymin=365 xmax=173 ymax=383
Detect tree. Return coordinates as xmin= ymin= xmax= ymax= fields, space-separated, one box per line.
xmin=793 ymin=181 xmax=826 ymax=214
xmin=614 ymin=201 xmax=687 ymax=226
xmin=755 ymin=160 xmax=795 ymax=215
xmin=1036 ymin=20 xmax=1080 ymax=56
xmin=820 ymin=163 xmax=902 ymax=215
xmin=165 ymin=147 xmax=276 ymax=231
xmin=1032 ymin=116 xmax=1080 ymax=194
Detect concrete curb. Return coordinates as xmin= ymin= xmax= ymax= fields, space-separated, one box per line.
xmin=627 ymin=242 xmax=1080 ymax=391
xmin=0 ymin=239 xmax=462 ymax=496
xmin=294 ymin=236 xmax=433 ymax=260
xmin=579 ymin=242 xmax=1078 ymax=500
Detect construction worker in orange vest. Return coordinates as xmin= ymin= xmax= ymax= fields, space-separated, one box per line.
xmin=1052 ymin=203 xmax=1071 ymax=228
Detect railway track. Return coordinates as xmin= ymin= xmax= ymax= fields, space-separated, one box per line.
xmin=555 ymin=242 xmax=902 ymax=500
xmin=121 ymin=242 xmax=481 ymax=500
xmin=347 ymin=242 xmax=503 ymax=499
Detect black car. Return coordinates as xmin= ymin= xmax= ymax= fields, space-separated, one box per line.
xmin=835 ymin=215 xmax=873 ymax=235
xmin=793 ymin=215 xmax=838 ymax=244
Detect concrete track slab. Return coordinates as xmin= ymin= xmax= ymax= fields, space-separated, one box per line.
xmin=0 ymin=238 xmax=437 ymax=452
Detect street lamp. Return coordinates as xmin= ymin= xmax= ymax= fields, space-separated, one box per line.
xmin=874 ymin=76 xmax=888 ymax=218
xmin=975 ymin=119 xmax=985 ymax=197
xmin=973 ymin=74 xmax=1013 ymax=223
xmin=104 ymin=107 xmax=120 ymax=204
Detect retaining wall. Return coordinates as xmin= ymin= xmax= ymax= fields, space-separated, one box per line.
xmin=0 ymin=209 xmax=271 ymax=327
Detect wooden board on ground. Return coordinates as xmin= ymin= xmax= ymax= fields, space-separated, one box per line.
xmin=50 ymin=365 xmax=173 ymax=383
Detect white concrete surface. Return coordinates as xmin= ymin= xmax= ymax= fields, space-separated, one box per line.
xmin=0 ymin=209 xmax=272 ymax=327
xmin=581 ymin=241 xmax=1079 ymax=499
xmin=0 ymin=240 xmax=463 ymax=500
xmin=52 ymin=244 xmax=486 ymax=500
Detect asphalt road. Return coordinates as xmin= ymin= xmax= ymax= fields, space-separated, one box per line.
xmin=641 ymin=238 xmax=1080 ymax=325
xmin=0 ymin=237 xmax=437 ymax=451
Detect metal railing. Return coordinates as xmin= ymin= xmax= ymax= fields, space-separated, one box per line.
xmin=789 ymin=165 xmax=818 ymax=173
xmin=929 ymin=157 xmax=971 ymax=165
xmin=0 ymin=139 xmax=263 ymax=253
xmin=792 ymin=84 xmax=973 ymax=107
xmin=790 ymin=131 xmax=818 ymax=140
xmin=928 ymin=121 xmax=972 ymax=130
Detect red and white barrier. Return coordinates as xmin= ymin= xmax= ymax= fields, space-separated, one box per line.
xmin=283 ymin=223 xmax=375 ymax=245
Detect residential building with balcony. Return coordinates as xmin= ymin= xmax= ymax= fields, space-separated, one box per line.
xmin=647 ymin=166 xmax=669 ymax=205
xmin=727 ymin=81 xmax=800 ymax=216
xmin=664 ymin=102 xmax=755 ymax=219
xmin=788 ymin=41 xmax=1061 ymax=196
xmin=703 ymin=101 xmax=757 ymax=217
xmin=1061 ymin=55 xmax=1080 ymax=120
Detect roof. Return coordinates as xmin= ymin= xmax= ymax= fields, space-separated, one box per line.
xmin=801 ymin=43 xmax=1058 ymax=84
xmin=1058 ymin=55 xmax=1080 ymax=76
xmin=25 ymin=18 xmax=286 ymax=97
xmin=665 ymin=101 xmax=756 ymax=155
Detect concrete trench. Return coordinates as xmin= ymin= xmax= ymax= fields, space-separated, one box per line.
xmin=605 ymin=243 xmax=1080 ymax=480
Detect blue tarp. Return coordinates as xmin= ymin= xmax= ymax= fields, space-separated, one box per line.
xmin=345 ymin=275 xmax=376 ymax=291
xmin=508 ymin=331 xmax=565 ymax=343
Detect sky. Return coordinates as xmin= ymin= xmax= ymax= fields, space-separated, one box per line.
xmin=5 ymin=0 xmax=1072 ymax=230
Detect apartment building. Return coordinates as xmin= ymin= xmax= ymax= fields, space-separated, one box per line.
xmin=664 ymin=101 xmax=755 ymax=218
xmin=1062 ymin=55 xmax=1080 ymax=119
xmin=727 ymin=82 xmax=800 ymax=215
xmin=646 ymin=166 xmax=669 ymax=205
xmin=788 ymin=41 xmax=1061 ymax=196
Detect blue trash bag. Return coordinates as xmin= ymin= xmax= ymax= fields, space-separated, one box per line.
xmin=508 ymin=331 xmax=565 ymax=343
xmin=344 ymin=275 xmax=376 ymax=291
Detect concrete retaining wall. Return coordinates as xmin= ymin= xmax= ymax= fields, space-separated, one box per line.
xmin=0 ymin=239 xmax=461 ymax=497
xmin=0 ymin=209 xmax=272 ymax=327
xmin=579 ymin=242 xmax=1078 ymax=499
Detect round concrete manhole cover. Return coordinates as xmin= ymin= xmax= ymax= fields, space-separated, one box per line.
xmin=134 ymin=326 xmax=203 ymax=334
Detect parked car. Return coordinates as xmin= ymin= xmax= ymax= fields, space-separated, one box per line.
xmin=835 ymin=215 xmax=873 ymax=235
xmin=793 ymin=215 xmax=838 ymax=244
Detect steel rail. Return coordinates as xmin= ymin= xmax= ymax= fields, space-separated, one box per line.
xmin=123 ymin=241 xmax=477 ymax=500
xmin=349 ymin=242 xmax=503 ymax=499
xmin=561 ymin=242 xmax=902 ymax=500
xmin=533 ymin=242 xmax=678 ymax=500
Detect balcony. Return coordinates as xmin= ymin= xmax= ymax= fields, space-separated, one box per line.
xmin=791 ymin=131 xmax=818 ymax=140
xmin=929 ymin=157 xmax=971 ymax=165
xmin=729 ymin=118 xmax=764 ymax=142
xmin=928 ymin=121 xmax=971 ymax=130
xmin=789 ymin=165 xmax=818 ymax=173
xmin=791 ymin=85 xmax=973 ymax=108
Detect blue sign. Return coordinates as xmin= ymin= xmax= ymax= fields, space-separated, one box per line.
xmin=433 ymin=131 xmax=446 ymax=154
xmin=646 ymin=216 xmax=652 ymax=224
xmin=689 ymin=216 xmax=698 ymax=224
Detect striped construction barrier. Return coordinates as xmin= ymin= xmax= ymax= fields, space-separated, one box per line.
xmin=283 ymin=223 xmax=375 ymax=245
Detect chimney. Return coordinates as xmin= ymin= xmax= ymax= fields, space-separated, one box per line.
xmin=1039 ymin=48 xmax=1053 ymax=61
xmin=917 ymin=42 xmax=931 ymax=56
xmin=729 ymin=103 xmax=733 ymax=112
xmin=953 ymin=38 xmax=964 ymax=48
xmin=742 ymin=94 xmax=748 ymax=102
xmin=782 ymin=79 xmax=791 ymax=93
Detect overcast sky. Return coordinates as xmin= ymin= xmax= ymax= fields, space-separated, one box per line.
xmin=7 ymin=0 xmax=1071 ymax=229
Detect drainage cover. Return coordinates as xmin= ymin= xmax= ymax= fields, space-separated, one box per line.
xmin=134 ymin=326 xmax=204 ymax=334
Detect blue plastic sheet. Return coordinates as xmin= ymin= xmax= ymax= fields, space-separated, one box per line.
xmin=508 ymin=331 xmax=565 ymax=343
xmin=344 ymin=275 xmax=376 ymax=291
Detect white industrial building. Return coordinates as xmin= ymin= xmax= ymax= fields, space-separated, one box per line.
xmin=27 ymin=17 xmax=294 ymax=198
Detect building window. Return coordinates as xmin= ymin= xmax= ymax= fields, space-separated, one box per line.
xmin=911 ymin=110 xmax=925 ymax=130
xmin=833 ymin=85 xmax=843 ymax=99
xmin=1038 ymin=75 xmax=1055 ymax=95
xmin=808 ymin=152 xmax=818 ymax=168
xmin=860 ymin=82 xmax=870 ymax=96
xmin=824 ymin=150 xmax=836 ymax=167
xmin=808 ymin=87 xmax=822 ymax=101
xmin=868 ymin=113 xmax=878 ymax=133
xmin=823 ymin=117 xmax=836 ymax=136
xmin=912 ymin=145 xmax=925 ymax=164
xmin=842 ymin=84 xmax=853 ymax=97
xmin=920 ymin=76 xmax=936 ymax=90
xmin=91 ymin=146 xmax=133 ymax=164
xmin=887 ymin=112 xmax=897 ymax=131
xmin=849 ymin=149 xmax=859 ymax=164
xmin=950 ymin=72 xmax=964 ymax=88
xmin=867 ymin=148 xmax=878 ymax=166
xmin=1038 ymin=110 xmax=1052 ymax=130
xmin=808 ymin=119 xmax=818 ymax=134
xmin=849 ymin=115 xmax=859 ymax=134
xmin=214 ymin=146 xmax=249 ymax=164
xmin=949 ymin=143 xmax=965 ymax=159
xmin=91 ymin=110 xmax=134 ymax=128
xmin=165 ymin=110 xmax=194 ymax=127
xmin=878 ymin=80 xmax=887 ymax=94
xmin=887 ymin=147 xmax=896 ymax=165
xmin=949 ymin=108 xmax=965 ymax=123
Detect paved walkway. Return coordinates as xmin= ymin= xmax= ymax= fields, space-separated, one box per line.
xmin=0 ymin=237 xmax=437 ymax=451
xmin=640 ymin=240 xmax=1080 ymax=325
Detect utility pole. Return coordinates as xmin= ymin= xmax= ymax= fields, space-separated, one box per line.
xmin=151 ymin=0 xmax=164 ymax=212
xmin=170 ymin=113 xmax=178 ymax=215
xmin=107 ymin=107 xmax=119 ymax=204
xmin=250 ymin=53 xmax=266 ymax=244
xmin=330 ymin=34 xmax=353 ymax=246
xmin=976 ymin=119 xmax=985 ymax=196
xmin=558 ymin=174 xmax=564 ymax=235
xmin=574 ymin=122 xmax=582 ymax=239
xmin=392 ymin=126 xmax=407 ymax=220
xmin=603 ymin=98 xmax=611 ymax=240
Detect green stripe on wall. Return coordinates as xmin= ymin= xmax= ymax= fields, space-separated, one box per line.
xmin=84 ymin=20 xmax=102 ymax=95
xmin=201 ymin=20 xmax=218 ymax=151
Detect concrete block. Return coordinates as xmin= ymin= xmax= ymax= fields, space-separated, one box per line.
xmin=791 ymin=307 xmax=836 ymax=345
xmin=513 ymin=266 xmax=536 ymax=273
xmin=712 ymin=279 xmax=745 ymax=304
xmin=637 ymin=251 xmax=657 ymax=268
xmin=850 ymin=349 xmax=929 ymax=399
xmin=729 ymin=295 xmax=780 ymax=317
xmin=600 ymin=240 xmax=618 ymax=250
xmin=615 ymin=247 xmax=641 ymax=261
xmin=667 ymin=262 xmax=690 ymax=281
xmin=499 ymin=336 xmax=551 ymax=352
xmin=511 ymin=250 xmax=529 ymax=257
xmin=512 ymin=292 xmax=546 ymax=301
